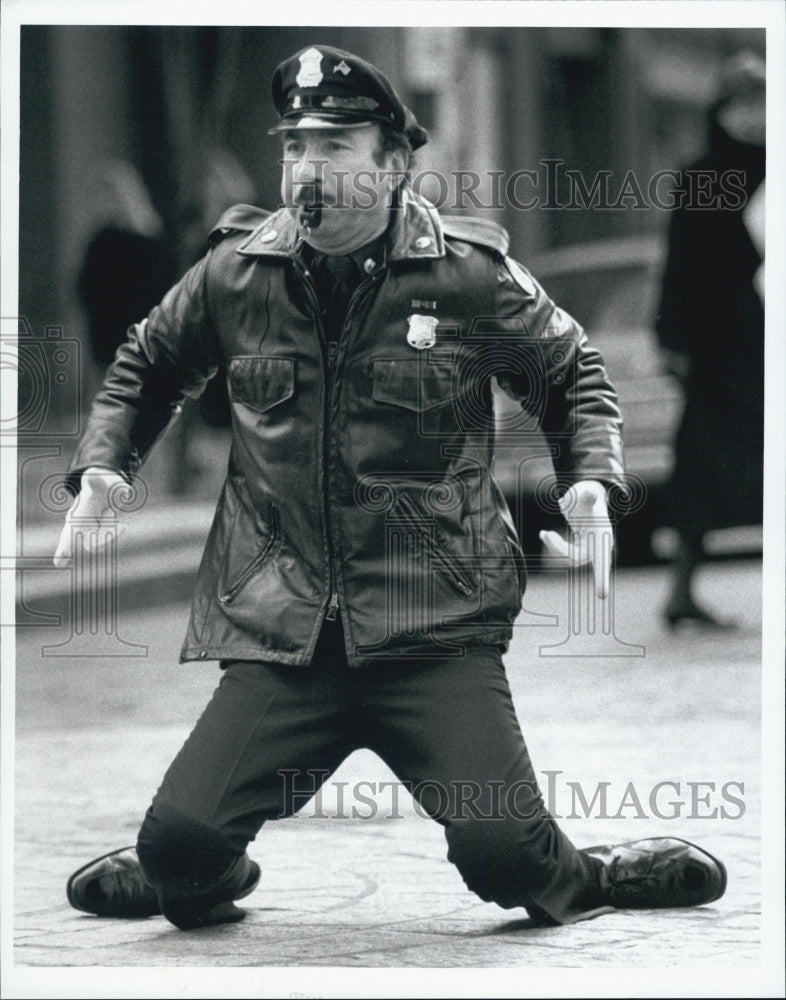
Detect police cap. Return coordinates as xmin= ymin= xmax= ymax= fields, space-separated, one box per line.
xmin=269 ymin=45 xmax=428 ymax=150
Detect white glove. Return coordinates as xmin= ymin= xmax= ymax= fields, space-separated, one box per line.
xmin=53 ymin=467 xmax=128 ymax=568
xmin=539 ymin=479 xmax=614 ymax=599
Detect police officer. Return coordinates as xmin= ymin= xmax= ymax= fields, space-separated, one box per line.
xmin=60 ymin=45 xmax=726 ymax=931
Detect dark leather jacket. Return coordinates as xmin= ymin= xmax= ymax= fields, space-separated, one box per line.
xmin=68 ymin=188 xmax=625 ymax=666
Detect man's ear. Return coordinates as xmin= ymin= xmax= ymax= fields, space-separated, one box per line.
xmin=384 ymin=148 xmax=408 ymax=193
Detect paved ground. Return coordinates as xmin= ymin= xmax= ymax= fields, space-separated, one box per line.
xmin=6 ymin=552 xmax=784 ymax=998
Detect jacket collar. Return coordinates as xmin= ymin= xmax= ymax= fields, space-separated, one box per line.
xmin=236 ymin=184 xmax=446 ymax=263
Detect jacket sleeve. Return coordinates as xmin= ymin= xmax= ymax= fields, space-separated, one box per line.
xmin=66 ymin=252 xmax=221 ymax=490
xmin=492 ymin=255 xmax=626 ymax=494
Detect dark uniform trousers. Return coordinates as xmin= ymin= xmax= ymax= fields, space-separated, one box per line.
xmin=136 ymin=620 xmax=605 ymax=924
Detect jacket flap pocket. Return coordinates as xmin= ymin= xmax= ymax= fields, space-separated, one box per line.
xmin=372 ymin=358 xmax=455 ymax=412
xmin=229 ymin=356 xmax=295 ymax=413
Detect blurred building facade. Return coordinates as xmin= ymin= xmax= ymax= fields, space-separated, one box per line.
xmin=19 ymin=23 xmax=765 ymax=425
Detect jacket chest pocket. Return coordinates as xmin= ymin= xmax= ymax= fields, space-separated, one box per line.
xmin=228 ymin=356 xmax=295 ymax=413
xmin=371 ymin=358 xmax=456 ymax=412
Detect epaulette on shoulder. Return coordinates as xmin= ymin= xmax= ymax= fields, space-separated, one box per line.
xmin=208 ymin=204 xmax=271 ymax=246
xmin=440 ymin=215 xmax=510 ymax=257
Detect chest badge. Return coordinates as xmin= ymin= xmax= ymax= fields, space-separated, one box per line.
xmin=407 ymin=314 xmax=438 ymax=350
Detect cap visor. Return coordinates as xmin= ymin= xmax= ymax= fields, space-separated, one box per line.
xmin=269 ymin=115 xmax=375 ymax=135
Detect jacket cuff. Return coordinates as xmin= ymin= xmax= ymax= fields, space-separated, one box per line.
xmin=64 ymin=419 xmax=138 ymax=497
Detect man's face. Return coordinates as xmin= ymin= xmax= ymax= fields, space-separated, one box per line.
xmin=280 ymin=125 xmax=405 ymax=254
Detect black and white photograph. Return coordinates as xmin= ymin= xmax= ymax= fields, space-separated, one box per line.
xmin=1 ymin=2 xmax=784 ymax=998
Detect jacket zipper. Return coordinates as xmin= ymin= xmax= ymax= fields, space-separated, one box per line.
xmin=324 ymin=336 xmax=340 ymax=620
xmin=394 ymin=494 xmax=475 ymax=598
xmin=322 ymin=272 xmax=382 ymax=621
xmin=293 ymin=257 xmax=384 ymax=625
xmin=291 ymin=259 xmax=337 ymax=622
xmin=294 ymin=258 xmax=377 ymax=625
xmin=220 ymin=507 xmax=279 ymax=604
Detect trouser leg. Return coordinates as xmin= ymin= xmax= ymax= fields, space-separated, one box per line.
xmin=355 ymin=646 xmax=605 ymax=924
xmin=669 ymin=528 xmax=703 ymax=607
xmin=137 ymin=625 xmax=356 ymax=906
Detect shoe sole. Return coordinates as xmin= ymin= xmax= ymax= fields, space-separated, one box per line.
xmin=67 ymin=845 xmax=160 ymax=917
xmin=584 ymin=836 xmax=728 ymax=906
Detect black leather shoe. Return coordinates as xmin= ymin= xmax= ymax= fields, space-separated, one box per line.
xmin=67 ymin=846 xmax=160 ymax=918
xmin=160 ymin=854 xmax=261 ymax=930
xmin=583 ymin=837 xmax=727 ymax=909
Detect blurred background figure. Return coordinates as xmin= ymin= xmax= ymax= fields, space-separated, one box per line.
xmin=77 ymin=160 xmax=169 ymax=378
xmin=655 ymin=51 xmax=765 ymax=630
xmin=77 ymin=160 xmax=168 ymax=368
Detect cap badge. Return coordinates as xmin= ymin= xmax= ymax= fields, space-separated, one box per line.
xmin=407 ymin=314 xmax=438 ymax=350
xmin=296 ymin=48 xmax=324 ymax=88
xmin=334 ymin=59 xmax=352 ymax=76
